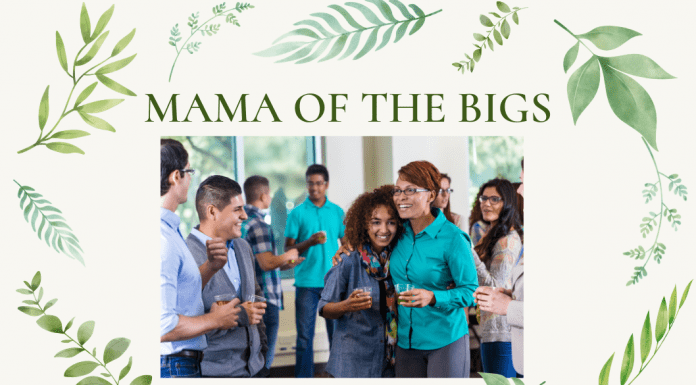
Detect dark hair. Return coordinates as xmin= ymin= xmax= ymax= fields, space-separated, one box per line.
xmin=160 ymin=139 xmax=188 ymax=196
xmin=306 ymin=164 xmax=329 ymax=182
xmin=344 ymin=185 xmax=404 ymax=251
xmin=244 ymin=175 xmax=270 ymax=203
xmin=473 ymin=178 xmax=523 ymax=262
xmin=397 ymin=160 xmax=440 ymax=193
xmin=438 ymin=173 xmax=455 ymax=224
xmin=512 ymin=182 xmax=524 ymax=226
xmin=195 ymin=175 xmax=243 ymax=221
xmin=521 ymin=157 xmax=524 ymax=170
xmin=469 ymin=198 xmax=483 ymax=230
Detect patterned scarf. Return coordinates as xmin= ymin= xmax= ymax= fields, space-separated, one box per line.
xmin=359 ymin=243 xmax=397 ymax=368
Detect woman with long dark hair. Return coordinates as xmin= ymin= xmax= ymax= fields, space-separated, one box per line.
xmin=471 ymin=178 xmax=522 ymax=378
xmin=433 ymin=173 xmax=464 ymax=231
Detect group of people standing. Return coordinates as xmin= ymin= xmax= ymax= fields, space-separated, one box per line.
xmin=159 ymin=137 xmax=525 ymax=379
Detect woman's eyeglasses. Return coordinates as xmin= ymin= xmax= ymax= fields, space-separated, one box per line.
xmin=392 ymin=188 xmax=429 ymax=196
xmin=479 ymin=195 xmax=502 ymax=204
xmin=439 ymin=188 xmax=454 ymax=195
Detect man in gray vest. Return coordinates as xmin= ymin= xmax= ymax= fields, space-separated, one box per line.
xmin=186 ymin=175 xmax=269 ymax=377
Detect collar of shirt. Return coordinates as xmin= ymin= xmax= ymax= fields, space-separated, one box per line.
xmin=244 ymin=204 xmax=265 ymax=220
xmin=190 ymin=227 xmax=242 ymax=293
xmin=303 ymin=195 xmax=331 ymax=209
xmin=404 ymin=208 xmax=447 ymax=239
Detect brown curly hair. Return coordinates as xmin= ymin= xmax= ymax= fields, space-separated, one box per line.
xmin=344 ymin=185 xmax=405 ymax=251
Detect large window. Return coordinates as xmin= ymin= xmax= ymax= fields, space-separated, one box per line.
xmin=468 ymin=136 xmax=524 ymax=207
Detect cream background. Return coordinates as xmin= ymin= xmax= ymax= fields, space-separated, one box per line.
xmin=1 ymin=0 xmax=694 ymax=383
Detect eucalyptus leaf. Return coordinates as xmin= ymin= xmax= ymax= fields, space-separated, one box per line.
xmin=112 ymin=29 xmax=136 ymax=57
xmin=620 ymin=334 xmax=635 ymax=385
xmin=511 ymin=379 xmax=524 ymax=385
xmin=78 ymin=99 xmax=124 ymax=113
xmin=493 ymin=28 xmax=503 ymax=45
xmin=479 ymin=372 xmax=509 ymax=385
xmin=18 ymin=306 xmax=43 ymax=316
xmin=600 ymin=54 xmax=675 ymax=79
xmin=497 ymin=1 xmax=511 ymax=13
xmin=473 ymin=48 xmax=482 ymax=62
xmin=119 ymin=357 xmax=132 ymax=381
xmin=599 ymin=353 xmax=614 ymax=385
xmin=600 ymin=61 xmax=658 ymax=150
xmin=31 ymin=271 xmax=41 ymax=289
xmin=76 ymin=31 xmax=110 ymax=67
xmin=46 ymin=142 xmax=85 ymax=155
xmin=501 ymin=19 xmax=511 ymax=39
xmin=480 ymin=15 xmax=494 ymax=28
xmin=639 ymin=312 xmax=652 ymax=364
xmin=76 ymin=376 xmax=112 ymax=385
xmin=473 ymin=33 xmax=486 ymax=42
xmin=130 ymin=375 xmax=153 ymax=385
xmin=91 ymin=5 xmax=114 ymax=40
xmin=56 ymin=32 xmax=69 ymax=72
xmin=17 ymin=288 xmax=32 ymax=295
xmin=64 ymin=361 xmax=100 ymax=377
xmin=567 ymin=56 xmax=600 ymax=124
xmin=37 ymin=287 xmax=44 ymax=301
xmin=55 ymin=347 xmax=84 ymax=358
xmin=103 ymin=337 xmax=131 ymax=364
xmin=563 ymin=42 xmax=579 ymax=73
xmin=577 ymin=26 xmax=641 ymax=50
xmin=96 ymin=54 xmax=136 ymax=74
xmin=74 ymin=82 xmax=98 ymax=108
xmin=655 ymin=297 xmax=668 ymax=342
xmin=512 ymin=11 xmax=519 ymax=25
xmin=680 ymin=280 xmax=693 ymax=309
xmin=36 ymin=314 xmax=63 ymax=333
xmin=50 ymin=130 xmax=91 ymax=140
xmin=96 ymin=74 xmax=136 ymax=96
xmin=44 ymin=298 xmax=58 ymax=311
xmin=668 ymin=285 xmax=677 ymax=326
xmin=39 ymin=86 xmax=50 ymax=131
xmin=80 ymin=3 xmax=92 ymax=44
xmin=78 ymin=320 xmax=96 ymax=345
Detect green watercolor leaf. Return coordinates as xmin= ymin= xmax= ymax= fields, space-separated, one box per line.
xmin=668 ymin=285 xmax=677 ymax=326
xmin=272 ymin=29 xmax=321 ymax=44
xmin=78 ymin=99 xmax=124 ymax=113
xmin=512 ymin=11 xmax=519 ymax=25
xmin=639 ymin=312 xmax=652 ymax=364
xmin=96 ymin=74 xmax=136 ymax=96
xmin=599 ymin=353 xmax=614 ymax=385
xmin=74 ymin=82 xmax=98 ymax=108
xmin=76 ymin=31 xmax=110 ymax=66
xmin=501 ymin=19 xmax=511 ymax=39
xmin=50 ymin=130 xmax=91 ymax=140
xmin=493 ymin=28 xmax=503 ymax=45
xmin=389 ymin=0 xmax=415 ymax=20
xmin=620 ymin=334 xmax=635 ymax=385
xmin=65 ymin=317 xmax=75 ymax=332
xmin=96 ymin=54 xmax=136 ymax=74
xmin=600 ymin=54 xmax=675 ymax=79
xmin=38 ymin=86 xmax=50 ymax=131
xmin=655 ymin=297 xmax=668 ymax=342
xmin=46 ymin=142 xmax=85 ymax=155
xmin=112 ymin=29 xmax=136 ymax=57
xmin=577 ymin=26 xmax=641 ymax=50
xmin=103 ymin=338 xmax=130 ymax=364
xmin=31 ymin=271 xmax=41 ymax=289
xmin=37 ymin=287 xmax=44 ymax=302
xmin=563 ymin=42 xmax=579 ymax=73
xmin=130 ymin=375 xmax=153 ymax=385
xmin=473 ymin=48 xmax=482 ymax=62
xmin=497 ymin=1 xmax=511 ymax=13
xmin=473 ymin=33 xmax=486 ymax=41
xmin=76 ymin=376 xmax=111 ymax=385
xmin=18 ymin=306 xmax=43 ymax=316
xmin=480 ymin=15 xmax=494 ymax=27
xmin=367 ymin=0 xmax=398 ymax=23
xmin=354 ymin=28 xmax=379 ymax=60
xmin=56 ymin=32 xmax=68 ymax=72
xmin=479 ymin=372 xmax=509 ymax=385
xmin=55 ymin=347 xmax=84 ymax=358
xmin=254 ymin=42 xmax=308 ymax=57
xmin=119 ymin=357 xmax=132 ymax=381
xmin=319 ymin=34 xmax=348 ymax=62
xmin=37 ymin=315 xmax=63 ymax=333
xmin=65 ymin=361 xmax=100 ymax=377
xmin=91 ymin=5 xmax=114 ymax=40
xmin=79 ymin=111 xmax=116 ymax=131
xmin=680 ymin=280 xmax=693 ymax=309
xmin=80 ymin=3 xmax=92 ymax=44
xmin=17 ymin=288 xmax=33 ymax=295
xmin=44 ymin=298 xmax=58 ymax=311
xmin=567 ymin=56 xmax=600 ymax=124
xmin=78 ymin=320 xmax=95 ymax=345
xmin=600 ymin=60 xmax=658 ymax=150
xmin=511 ymin=379 xmax=524 ymax=385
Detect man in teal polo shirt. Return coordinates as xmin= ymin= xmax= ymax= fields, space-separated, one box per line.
xmin=284 ymin=164 xmax=346 ymax=378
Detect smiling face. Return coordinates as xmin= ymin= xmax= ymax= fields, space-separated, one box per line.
xmin=306 ymin=174 xmax=328 ymax=203
xmin=433 ymin=178 xmax=450 ymax=209
xmin=481 ymin=186 xmax=503 ymax=225
xmin=394 ymin=177 xmax=434 ymax=220
xmin=367 ymin=205 xmax=398 ymax=253
xmin=213 ymin=194 xmax=248 ymax=240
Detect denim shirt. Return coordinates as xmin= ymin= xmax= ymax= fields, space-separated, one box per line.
xmin=318 ymin=251 xmax=390 ymax=378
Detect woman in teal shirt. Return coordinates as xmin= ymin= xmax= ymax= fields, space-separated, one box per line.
xmin=390 ymin=161 xmax=478 ymax=378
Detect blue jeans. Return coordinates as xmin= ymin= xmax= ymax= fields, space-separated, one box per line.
xmin=481 ymin=341 xmax=516 ymax=377
xmin=263 ymin=302 xmax=280 ymax=369
xmin=295 ymin=287 xmax=336 ymax=377
xmin=160 ymin=355 xmax=201 ymax=378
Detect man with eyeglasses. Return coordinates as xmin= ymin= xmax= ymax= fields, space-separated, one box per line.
xmin=160 ymin=139 xmax=242 ymax=378
xmin=284 ymin=164 xmax=346 ymax=378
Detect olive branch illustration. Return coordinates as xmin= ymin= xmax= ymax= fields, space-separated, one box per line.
xmin=555 ymin=21 xmax=682 ymax=285
xmin=597 ymin=280 xmax=692 ymax=385
xmin=452 ymin=2 xmax=527 ymax=74
xmin=168 ymin=2 xmax=255 ymax=82
xmin=254 ymin=0 xmax=442 ymax=63
xmin=480 ymin=373 xmax=546 ymax=385
xmin=16 ymin=272 xmax=153 ymax=385
xmin=14 ymin=180 xmax=84 ymax=265
xmin=17 ymin=3 xmax=137 ymax=155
